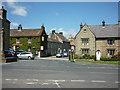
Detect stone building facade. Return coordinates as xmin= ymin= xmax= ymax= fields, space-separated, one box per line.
xmin=74 ymin=21 xmax=120 ymax=58
xmin=0 ymin=6 xmax=10 ymax=51
xmin=10 ymin=24 xmax=48 ymax=57
xmin=47 ymin=38 xmax=62 ymax=56
xmin=47 ymin=30 xmax=70 ymax=56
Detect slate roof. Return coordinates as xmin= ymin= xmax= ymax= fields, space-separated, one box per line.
xmin=55 ymin=33 xmax=69 ymax=42
xmin=10 ymin=29 xmax=43 ymax=37
xmin=89 ymin=24 xmax=119 ymax=38
xmin=47 ymin=38 xmax=62 ymax=43
xmin=49 ymin=33 xmax=69 ymax=42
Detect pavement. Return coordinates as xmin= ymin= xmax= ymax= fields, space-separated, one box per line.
xmin=35 ymin=56 xmax=68 ymax=60
xmin=1 ymin=57 xmax=119 ymax=88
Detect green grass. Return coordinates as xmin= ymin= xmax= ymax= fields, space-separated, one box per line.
xmin=75 ymin=59 xmax=120 ymax=65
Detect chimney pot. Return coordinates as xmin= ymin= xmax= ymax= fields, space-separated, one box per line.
xmin=59 ymin=32 xmax=63 ymax=35
xmin=80 ymin=22 xmax=83 ymax=29
xmin=18 ymin=24 xmax=22 ymax=31
xmin=52 ymin=30 xmax=55 ymax=34
xmin=102 ymin=20 xmax=105 ymax=26
xmin=118 ymin=20 xmax=120 ymax=25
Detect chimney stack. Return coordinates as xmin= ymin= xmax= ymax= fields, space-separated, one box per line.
xmin=102 ymin=20 xmax=105 ymax=26
xmin=80 ymin=22 xmax=83 ymax=30
xmin=41 ymin=24 xmax=45 ymax=30
xmin=18 ymin=24 xmax=22 ymax=31
xmin=118 ymin=20 xmax=120 ymax=25
xmin=59 ymin=32 xmax=63 ymax=35
xmin=52 ymin=30 xmax=55 ymax=34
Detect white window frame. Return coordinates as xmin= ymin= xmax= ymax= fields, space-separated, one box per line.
xmin=107 ymin=49 xmax=115 ymax=56
xmin=42 ymin=36 xmax=44 ymax=41
xmin=28 ymin=37 xmax=32 ymax=43
xmin=82 ymin=49 xmax=89 ymax=55
xmin=82 ymin=38 xmax=89 ymax=45
xmin=107 ymin=40 xmax=115 ymax=45
xmin=16 ymin=38 xmax=20 ymax=44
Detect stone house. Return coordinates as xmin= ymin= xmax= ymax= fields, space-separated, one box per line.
xmin=0 ymin=6 xmax=10 ymax=51
xmin=10 ymin=24 xmax=48 ymax=57
xmin=48 ymin=30 xmax=70 ymax=56
xmin=47 ymin=38 xmax=62 ymax=56
xmin=74 ymin=21 xmax=120 ymax=58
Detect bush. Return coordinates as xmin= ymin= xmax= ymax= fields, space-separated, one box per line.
xmin=79 ymin=54 xmax=95 ymax=59
xmin=89 ymin=55 xmax=96 ymax=59
xmin=74 ymin=54 xmax=79 ymax=59
xmin=100 ymin=57 xmax=120 ymax=61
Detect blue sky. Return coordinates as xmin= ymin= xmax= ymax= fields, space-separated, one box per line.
xmin=1 ymin=2 xmax=118 ymax=38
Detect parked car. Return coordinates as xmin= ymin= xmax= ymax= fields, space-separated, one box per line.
xmin=56 ymin=53 xmax=63 ymax=58
xmin=4 ymin=50 xmax=18 ymax=62
xmin=17 ymin=52 xmax=35 ymax=60
xmin=63 ymin=52 xmax=68 ymax=57
xmin=16 ymin=50 xmax=26 ymax=55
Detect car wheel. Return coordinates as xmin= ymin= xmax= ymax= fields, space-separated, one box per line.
xmin=28 ymin=56 xmax=31 ymax=60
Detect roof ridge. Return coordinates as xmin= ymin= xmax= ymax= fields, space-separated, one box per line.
xmin=89 ymin=24 xmax=118 ymax=26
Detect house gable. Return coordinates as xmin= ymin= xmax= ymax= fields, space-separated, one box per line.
xmin=74 ymin=24 xmax=96 ymax=56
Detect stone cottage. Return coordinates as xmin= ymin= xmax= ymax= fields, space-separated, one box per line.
xmin=74 ymin=21 xmax=120 ymax=58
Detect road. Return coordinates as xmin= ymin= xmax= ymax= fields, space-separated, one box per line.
xmin=1 ymin=57 xmax=119 ymax=88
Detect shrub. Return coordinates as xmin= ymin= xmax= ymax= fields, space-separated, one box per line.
xmin=74 ymin=54 xmax=79 ymax=59
xmin=89 ymin=55 xmax=96 ymax=59
xmin=100 ymin=57 xmax=120 ymax=61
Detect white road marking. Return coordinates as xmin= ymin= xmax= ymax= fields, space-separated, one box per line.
xmin=26 ymin=79 xmax=39 ymax=81
xmin=13 ymin=79 xmax=18 ymax=81
xmin=91 ymin=80 xmax=106 ymax=83
xmin=41 ymin=83 xmax=49 ymax=85
xmin=54 ymin=81 xmax=61 ymax=88
xmin=48 ymin=80 xmax=65 ymax=82
xmin=115 ymin=81 xmax=120 ymax=83
xmin=71 ymin=80 xmax=85 ymax=82
xmin=26 ymin=82 xmax=36 ymax=85
xmin=5 ymin=79 xmax=11 ymax=81
xmin=32 ymin=79 xmax=39 ymax=81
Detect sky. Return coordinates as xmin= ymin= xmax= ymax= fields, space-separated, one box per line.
xmin=0 ymin=1 xmax=119 ymax=38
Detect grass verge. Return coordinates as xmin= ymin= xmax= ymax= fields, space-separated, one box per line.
xmin=75 ymin=59 xmax=120 ymax=65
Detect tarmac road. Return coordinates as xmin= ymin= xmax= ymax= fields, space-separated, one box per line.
xmin=2 ymin=57 xmax=119 ymax=88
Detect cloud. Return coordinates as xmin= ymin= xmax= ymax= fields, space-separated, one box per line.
xmin=7 ymin=1 xmax=27 ymax=16
xmin=0 ymin=2 xmax=4 ymax=9
xmin=50 ymin=27 xmax=77 ymax=38
xmin=50 ymin=27 xmax=57 ymax=32
xmin=58 ymin=28 xmax=77 ymax=38
xmin=11 ymin=22 xmax=19 ymax=27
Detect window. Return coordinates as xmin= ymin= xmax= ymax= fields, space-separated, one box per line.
xmin=107 ymin=40 xmax=115 ymax=45
xmin=82 ymin=38 xmax=89 ymax=45
xmin=28 ymin=46 xmax=31 ymax=51
xmin=84 ymin=29 xmax=86 ymax=33
xmin=16 ymin=38 xmax=20 ymax=44
xmin=82 ymin=49 xmax=89 ymax=55
xmin=107 ymin=49 xmax=115 ymax=56
xmin=28 ymin=37 xmax=32 ymax=43
xmin=41 ymin=46 xmax=44 ymax=50
xmin=42 ymin=36 xmax=44 ymax=41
